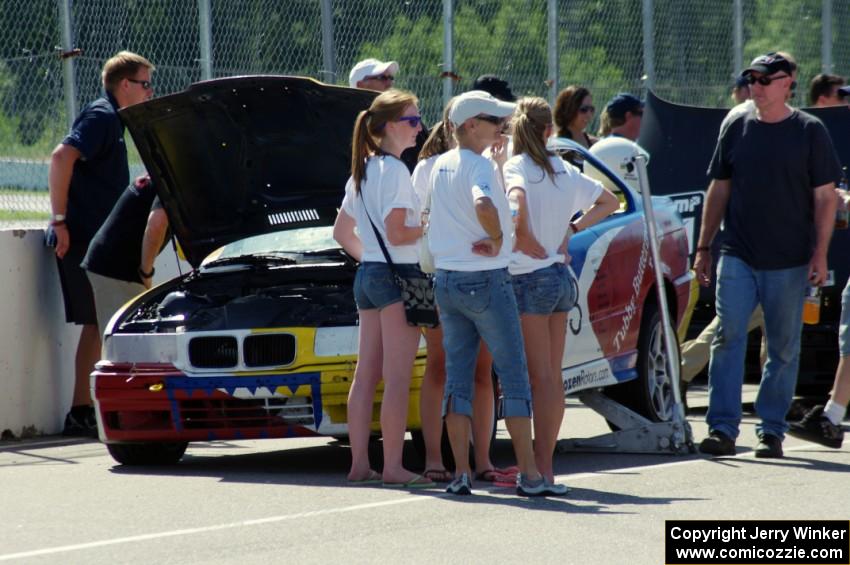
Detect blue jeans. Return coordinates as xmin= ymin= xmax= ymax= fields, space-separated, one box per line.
xmin=707 ymin=254 xmax=808 ymax=439
xmin=435 ymin=268 xmax=532 ymax=418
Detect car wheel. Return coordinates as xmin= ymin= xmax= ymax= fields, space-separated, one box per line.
xmin=606 ymin=302 xmax=680 ymax=423
xmin=106 ymin=442 xmax=188 ymax=466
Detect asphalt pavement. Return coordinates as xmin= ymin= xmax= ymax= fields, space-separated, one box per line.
xmin=1 ymin=384 xmax=848 ymax=565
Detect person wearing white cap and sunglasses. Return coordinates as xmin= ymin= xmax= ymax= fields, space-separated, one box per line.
xmin=349 ymin=57 xmax=428 ymax=173
xmin=427 ymin=90 xmax=554 ymax=496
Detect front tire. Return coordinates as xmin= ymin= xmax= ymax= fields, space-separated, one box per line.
xmin=606 ymin=302 xmax=680 ymax=422
xmin=106 ymin=442 xmax=188 ymax=466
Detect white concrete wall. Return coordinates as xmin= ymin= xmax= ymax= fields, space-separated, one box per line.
xmin=0 ymin=229 xmax=187 ymax=437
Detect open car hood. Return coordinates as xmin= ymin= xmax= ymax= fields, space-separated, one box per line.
xmin=119 ymin=76 xmax=377 ymax=267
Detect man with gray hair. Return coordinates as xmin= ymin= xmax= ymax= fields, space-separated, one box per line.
xmin=694 ymin=52 xmax=841 ymax=458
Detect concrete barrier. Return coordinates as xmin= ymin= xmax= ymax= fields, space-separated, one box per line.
xmin=0 ymin=228 xmax=187 ymax=438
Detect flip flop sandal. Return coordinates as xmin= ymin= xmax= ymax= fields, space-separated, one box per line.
xmin=383 ymin=474 xmax=437 ymax=489
xmin=423 ymin=468 xmax=453 ymax=483
xmin=347 ymin=469 xmax=382 ymax=485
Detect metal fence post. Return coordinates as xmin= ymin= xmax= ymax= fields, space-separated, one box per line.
xmin=320 ymin=0 xmax=337 ymax=84
xmin=443 ymin=0 xmax=453 ymax=105
xmin=642 ymin=0 xmax=655 ymax=91
xmin=822 ymin=0 xmax=833 ymax=73
xmin=547 ymin=0 xmax=558 ymax=107
xmin=58 ymin=0 xmax=77 ymax=129
xmin=198 ymin=0 xmax=213 ymax=80
xmin=733 ymin=0 xmax=743 ymax=75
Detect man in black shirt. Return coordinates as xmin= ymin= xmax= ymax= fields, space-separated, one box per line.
xmin=82 ymin=175 xmax=169 ymax=333
xmin=48 ymin=51 xmax=154 ymax=435
xmin=694 ymin=52 xmax=842 ymax=458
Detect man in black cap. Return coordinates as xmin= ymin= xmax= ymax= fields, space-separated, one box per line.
xmin=602 ymin=92 xmax=644 ymax=141
xmin=731 ymin=75 xmax=751 ymax=105
xmin=694 ymin=52 xmax=842 ymax=459
xmin=472 ymin=74 xmax=516 ymax=102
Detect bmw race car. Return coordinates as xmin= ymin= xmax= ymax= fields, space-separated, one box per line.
xmin=93 ymin=76 xmax=697 ymax=465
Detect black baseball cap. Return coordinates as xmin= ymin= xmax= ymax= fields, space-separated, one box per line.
xmin=741 ymin=53 xmax=794 ymax=77
xmin=471 ymin=74 xmax=516 ymax=102
xmin=605 ymin=93 xmax=644 ymax=120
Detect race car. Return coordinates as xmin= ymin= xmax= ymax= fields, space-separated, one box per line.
xmin=92 ymin=76 xmax=697 ymax=465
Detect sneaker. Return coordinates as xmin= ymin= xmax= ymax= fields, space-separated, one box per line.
xmin=516 ymin=474 xmax=569 ymax=497
xmin=445 ymin=473 xmax=472 ymax=496
xmin=698 ymin=430 xmax=736 ymax=456
xmin=788 ymin=405 xmax=844 ymax=449
xmin=62 ymin=407 xmax=98 ymax=438
xmin=754 ymin=433 xmax=783 ymax=458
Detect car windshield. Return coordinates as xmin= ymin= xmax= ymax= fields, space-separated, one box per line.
xmin=216 ymin=226 xmax=339 ymax=259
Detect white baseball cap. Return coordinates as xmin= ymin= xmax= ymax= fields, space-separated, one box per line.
xmin=348 ymin=58 xmax=400 ymax=88
xmin=449 ymin=90 xmax=516 ymax=127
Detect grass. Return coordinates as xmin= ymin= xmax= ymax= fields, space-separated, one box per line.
xmin=0 ymin=209 xmax=48 ymax=221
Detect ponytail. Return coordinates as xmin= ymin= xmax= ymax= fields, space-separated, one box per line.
xmin=511 ymin=97 xmax=556 ymax=180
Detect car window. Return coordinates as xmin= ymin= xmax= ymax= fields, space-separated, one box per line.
xmin=217 ymin=226 xmax=338 ymax=258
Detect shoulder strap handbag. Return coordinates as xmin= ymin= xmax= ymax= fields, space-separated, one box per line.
xmin=359 ymin=160 xmax=439 ymax=328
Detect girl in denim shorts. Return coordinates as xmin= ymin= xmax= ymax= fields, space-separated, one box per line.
xmin=504 ymin=97 xmax=619 ymax=485
xmin=333 ymin=89 xmax=435 ymax=489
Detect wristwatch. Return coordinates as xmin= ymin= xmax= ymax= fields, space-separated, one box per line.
xmin=50 ymin=213 xmax=66 ymax=226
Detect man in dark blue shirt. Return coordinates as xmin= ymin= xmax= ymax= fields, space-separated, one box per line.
xmin=694 ymin=52 xmax=841 ymax=458
xmin=48 ymin=50 xmax=154 ymax=436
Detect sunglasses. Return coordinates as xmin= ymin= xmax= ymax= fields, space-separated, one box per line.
xmin=127 ymin=78 xmax=153 ymax=90
xmin=746 ymin=73 xmax=789 ymax=86
xmin=366 ymin=74 xmax=394 ymax=82
xmin=579 ymin=104 xmax=596 ymax=113
xmin=397 ymin=115 xmax=423 ymax=128
xmin=475 ymin=115 xmax=506 ymax=126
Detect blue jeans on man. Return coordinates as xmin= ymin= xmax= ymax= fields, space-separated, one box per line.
xmin=707 ymin=254 xmax=809 ymax=439
xmin=435 ymin=268 xmax=532 ymax=419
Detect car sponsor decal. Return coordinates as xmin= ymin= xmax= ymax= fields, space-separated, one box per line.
xmin=562 ymin=358 xmax=618 ymax=394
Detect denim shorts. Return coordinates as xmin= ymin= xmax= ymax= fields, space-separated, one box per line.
xmin=840 ymin=279 xmax=850 ymax=357
xmin=353 ymin=261 xmax=421 ymax=310
xmin=512 ymin=262 xmax=578 ymax=315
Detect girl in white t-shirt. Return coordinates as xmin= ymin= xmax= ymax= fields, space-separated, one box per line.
xmin=411 ymin=102 xmax=513 ymax=485
xmin=332 ymin=89 xmax=433 ymax=488
xmin=504 ymin=97 xmax=619 ymax=485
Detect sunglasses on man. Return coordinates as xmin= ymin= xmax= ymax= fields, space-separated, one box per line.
xmin=366 ymin=74 xmax=394 ymax=82
xmin=127 ymin=78 xmax=153 ymax=90
xmin=746 ymin=73 xmax=789 ymax=86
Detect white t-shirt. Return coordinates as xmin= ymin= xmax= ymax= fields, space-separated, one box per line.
xmin=503 ymin=154 xmax=604 ymax=275
xmin=428 ymin=148 xmax=513 ymax=271
xmin=411 ymin=155 xmax=439 ymax=206
xmin=340 ymin=156 xmax=421 ymax=264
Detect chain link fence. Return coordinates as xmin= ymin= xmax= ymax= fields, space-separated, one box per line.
xmin=1 ymin=0 xmax=847 ymax=227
